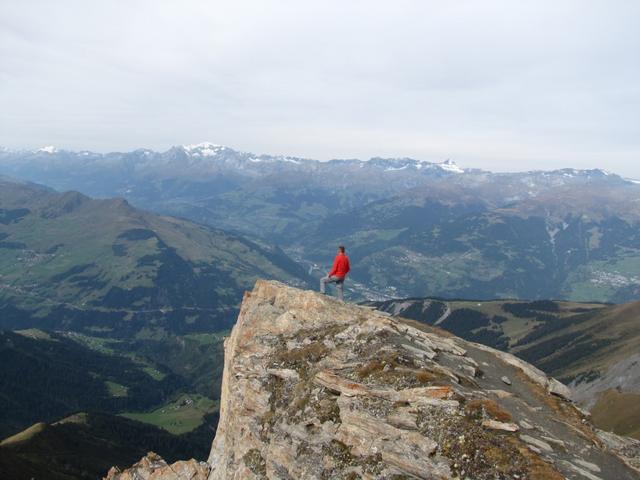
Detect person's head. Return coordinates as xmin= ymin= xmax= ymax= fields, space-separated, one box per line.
xmin=337 ymin=245 xmax=345 ymax=254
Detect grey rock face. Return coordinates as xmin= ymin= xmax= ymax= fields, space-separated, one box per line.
xmin=206 ymin=281 xmax=640 ymax=480
xmin=104 ymin=452 xmax=210 ymax=480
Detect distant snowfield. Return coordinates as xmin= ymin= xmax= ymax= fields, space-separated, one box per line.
xmin=437 ymin=159 xmax=464 ymax=174
xmin=37 ymin=145 xmax=58 ymax=154
xmin=182 ymin=142 xmax=227 ymax=157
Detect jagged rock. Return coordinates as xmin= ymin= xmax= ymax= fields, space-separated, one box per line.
xmin=104 ymin=452 xmax=209 ymax=480
xmin=558 ymin=460 xmax=604 ymax=480
xmin=596 ymin=428 xmax=640 ymax=472
xmin=386 ymin=407 xmax=419 ymax=430
xmin=205 ymin=281 xmax=640 ymax=480
xmin=520 ymin=434 xmax=554 ymax=452
xmin=519 ymin=419 xmax=534 ymax=430
xmin=548 ymin=377 xmax=573 ymax=400
xmin=541 ymin=435 xmax=566 ymax=449
xmin=574 ymin=458 xmax=602 ymax=472
xmin=488 ymin=389 xmax=512 ymax=398
xmin=334 ymin=395 xmax=450 ymax=479
xmin=266 ymin=368 xmax=300 ymax=381
xmin=482 ymin=419 xmax=519 ymax=432
xmin=474 ymin=342 xmax=573 ymax=400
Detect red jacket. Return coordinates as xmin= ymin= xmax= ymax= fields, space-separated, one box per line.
xmin=328 ymin=254 xmax=350 ymax=278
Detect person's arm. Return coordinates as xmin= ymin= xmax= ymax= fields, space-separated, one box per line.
xmin=328 ymin=256 xmax=338 ymax=276
xmin=345 ymin=257 xmax=350 ymax=274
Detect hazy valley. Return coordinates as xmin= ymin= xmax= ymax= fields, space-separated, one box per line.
xmin=2 ymin=145 xmax=640 ymax=303
xmin=0 ymin=146 xmax=639 ymax=479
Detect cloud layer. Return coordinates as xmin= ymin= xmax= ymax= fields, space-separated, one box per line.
xmin=1 ymin=1 xmax=639 ymax=176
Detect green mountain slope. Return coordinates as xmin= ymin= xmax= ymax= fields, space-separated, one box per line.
xmin=309 ymin=183 xmax=640 ymax=302
xmin=371 ymin=297 xmax=608 ymax=349
xmin=0 ymin=177 xmax=311 ymax=335
xmin=508 ymin=301 xmax=640 ymax=380
xmin=0 ymin=412 xmax=214 ymax=480
xmin=0 ymin=330 xmax=187 ymax=438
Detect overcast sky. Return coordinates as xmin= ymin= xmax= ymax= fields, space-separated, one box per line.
xmin=1 ymin=1 xmax=639 ymax=176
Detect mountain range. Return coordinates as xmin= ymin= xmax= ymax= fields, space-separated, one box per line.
xmin=2 ymin=143 xmax=639 ymax=303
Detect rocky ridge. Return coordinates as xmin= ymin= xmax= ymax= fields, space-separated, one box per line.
xmin=104 ymin=452 xmax=209 ymax=480
xmin=106 ymin=280 xmax=640 ymax=479
xmin=205 ymin=281 xmax=639 ymax=479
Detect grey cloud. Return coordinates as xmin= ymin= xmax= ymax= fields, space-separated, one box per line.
xmin=0 ymin=0 xmax=639 ymax=177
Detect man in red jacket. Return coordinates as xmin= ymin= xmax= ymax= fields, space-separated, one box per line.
xmin=320 ymin=245 xmax=350 ymax=301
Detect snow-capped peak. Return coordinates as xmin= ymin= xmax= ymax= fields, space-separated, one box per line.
xmin=385 ymin=164 xmax=409 ymax=171
xmin=182 ymin=142 xmax=227 ymax=157
xmin=437 ymin=159 xmax=464 ymax=174
xmin=38 ymin=145 xmax=58 ymax=154
xmin=369 ymin=157 xmax=465 ymax=173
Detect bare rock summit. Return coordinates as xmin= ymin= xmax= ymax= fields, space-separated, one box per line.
xmin=205 ymin=280 xmax=640 ymax=479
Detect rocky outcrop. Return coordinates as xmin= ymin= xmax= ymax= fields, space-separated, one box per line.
xmin=206 ymin=280 xmax=640 ymax=479
xmin=104 ymin=452 xmax=210 ymax=480
xmin=596 ymin=429 xmax=640 ymax=472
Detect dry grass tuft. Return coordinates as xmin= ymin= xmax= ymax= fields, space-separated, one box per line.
xmin=278 ymin=342 xmax=329 ymax=365
xmin=356 ymin=360 xmax=385 ymax=378
xmin=591 ymin=389 xmax=640 ymax=439
xmin=356 ymin=352 xmax=400 ymax=379
xmin=397 ymin=317 xmax=455 ymax=337
xmin=514 ymin=369 xmax=598 ymax=443
xmin=466 ymin=398 xmax=513 ymax=422
xmin=514 ymin=441 xmax=564 ymax=480
xmin=415 ymin=369 xmax=437 ymax=384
